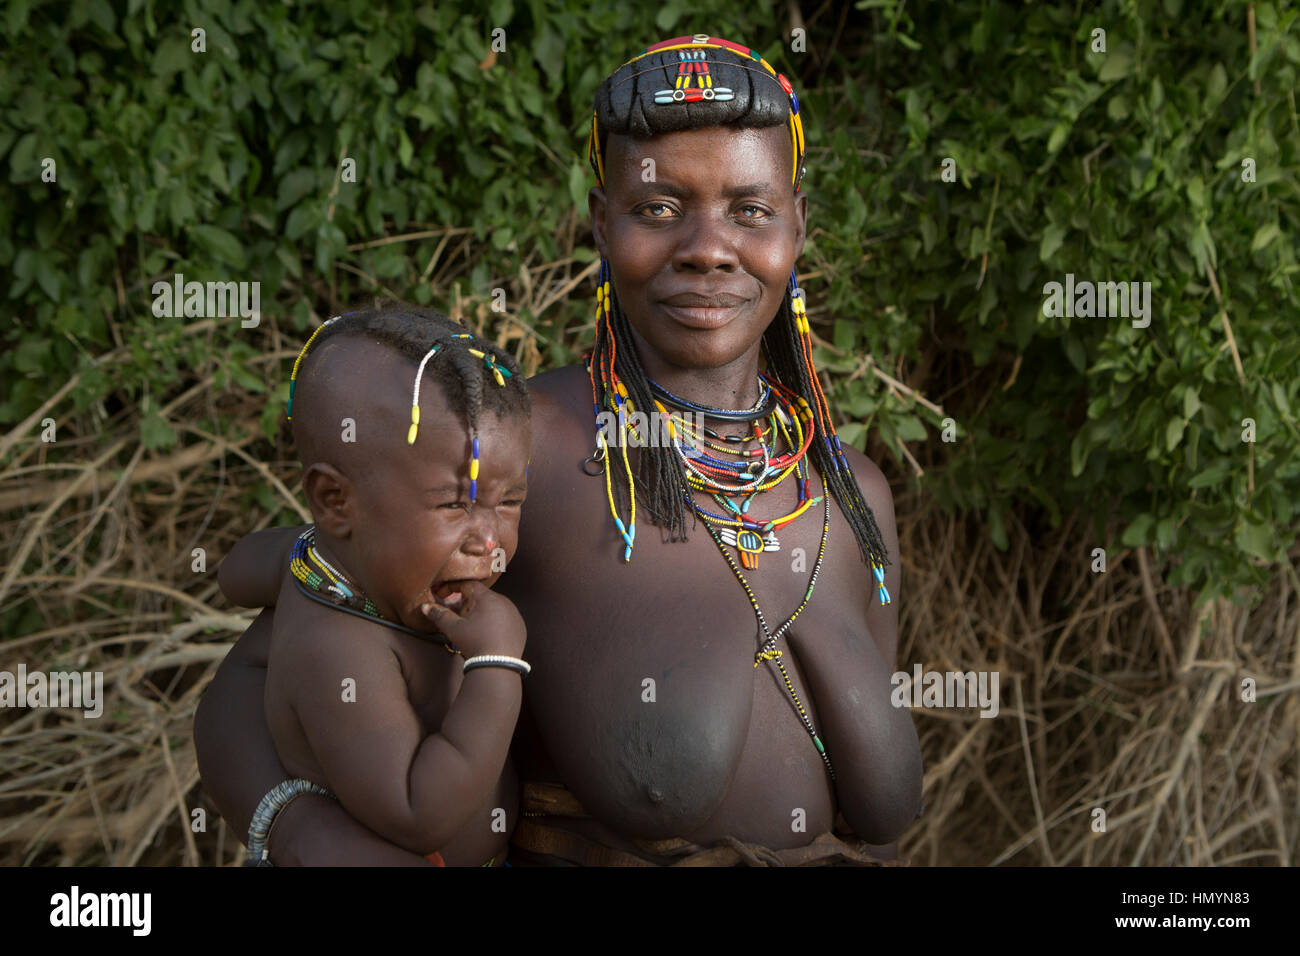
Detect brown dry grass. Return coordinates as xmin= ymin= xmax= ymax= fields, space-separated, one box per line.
xmin=2 ymin=245 xmax=1296 ymax=866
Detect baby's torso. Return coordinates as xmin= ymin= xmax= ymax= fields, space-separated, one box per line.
xmin=266 ymin=567 xmax=516 ymax=866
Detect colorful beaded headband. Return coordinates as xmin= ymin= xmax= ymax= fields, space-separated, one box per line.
xmin=587 ymin=34 xmax=807 ymax=192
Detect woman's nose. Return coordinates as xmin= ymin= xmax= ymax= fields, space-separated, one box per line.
xmin=673 ymin=213 xmax=739 ymax=273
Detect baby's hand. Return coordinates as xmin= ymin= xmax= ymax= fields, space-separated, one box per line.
xmin=419 ymin=581 xmax=526 ymax=660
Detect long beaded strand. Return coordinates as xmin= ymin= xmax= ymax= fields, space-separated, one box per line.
xmin=698 ymin=478 xmax=836 ymax=779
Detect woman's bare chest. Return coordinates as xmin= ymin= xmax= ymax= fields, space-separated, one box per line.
xmin=514 ymin=486 xmax=885 ymax=839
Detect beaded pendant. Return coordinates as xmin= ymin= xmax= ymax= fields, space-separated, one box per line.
xmin=718 ymin=527 xmax=780 ymax=569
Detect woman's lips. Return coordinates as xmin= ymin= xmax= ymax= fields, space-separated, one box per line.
xmin=660 ymin=301 xmax=747 ymax=329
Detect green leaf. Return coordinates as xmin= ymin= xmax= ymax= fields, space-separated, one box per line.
xmin=1234 ymin=518 xmax=1273 ymax=561
xmin=1250 ymin=222 xmax=1280 ymax=252
xmin=140 ymin=411 xmax=177 ymax=450
xmin=1121 ymin=513 xmax=1154 ymax=548
xmin=895 ymin=413 xmax=927 ymax=442
xmin=152 ymin=37 xmax=191 ymax=78
xmin=844 ymin=186 xmax=867 ymax=233
xmin=1039 ymin=222 xmax=1066 ymax=261
xmin=1046 ymin=122 xmax=1069 ymax=155
xmin=1099 ymin=53 xmax=1133 ymax=82
xmin=989 ymin=505 xmax=1007 ymax=550
xmin=1183 ymin=387 xmax=1201 ymax=419
xmin=230 ymin=360 xmax=266 ymax=393
xmin=35 ymin=256 xmax=61 ymax=302
xmin=276 ymin=169 xmax=317 ymax=211
xmin=1165 ymin=416 xmax=1186 ymax=451
xmin=1188 ymin=459 xmax=1231 ymax=489
xmin=1271 ymin=381 xmax=1291 ymax=417
xmin=1206 ymin=63 xmax=1227 ymax=100
xmin=568 ymin=163 xmax=587 ymax=211
xmin=190 ymin=225 xmax=246 ymax=267
xmin=9 ymin=133 xmax=38 ymax=181
xmin=1063 ymin=334 xmax=1086 ymax=373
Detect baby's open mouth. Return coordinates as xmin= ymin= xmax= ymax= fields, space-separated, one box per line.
xmin=430 ymin=578 xmax=483 ymax=611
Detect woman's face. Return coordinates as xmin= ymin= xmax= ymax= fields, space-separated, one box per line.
xmin=590 ymin=124 xmax=807 ymax=372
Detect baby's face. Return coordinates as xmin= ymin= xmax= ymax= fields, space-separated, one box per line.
xmin=349 ymin=402 xmax=530 ymax=634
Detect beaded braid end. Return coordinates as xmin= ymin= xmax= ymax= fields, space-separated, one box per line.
xmin=404 ymin=333 xmax=514 ymax=502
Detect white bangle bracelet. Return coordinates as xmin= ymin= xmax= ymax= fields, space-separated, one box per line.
xmin=462 ymin=654 xmax=530 ymax=677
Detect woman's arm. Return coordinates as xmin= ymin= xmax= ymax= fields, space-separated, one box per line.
xmin=217 ymin=525 xmax=308 ymax=608
xmin=193 ymin=607 xmax=432 ymax=865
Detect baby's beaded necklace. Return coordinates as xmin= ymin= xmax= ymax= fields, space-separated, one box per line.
xmin=289 ymin=527 xmax=461 ymax=654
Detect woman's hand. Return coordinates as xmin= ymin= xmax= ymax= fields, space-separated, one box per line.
xmin=270 ymin=793 xmax=434 ymax=866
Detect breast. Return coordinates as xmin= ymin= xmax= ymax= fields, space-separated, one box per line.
xmin=520 ymin=546 xmax=761 ymax=839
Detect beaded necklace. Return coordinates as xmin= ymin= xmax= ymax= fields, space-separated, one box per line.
xmin=700 ymin=475 xmax=837 ymax=779
xmin=289 ymin=527 xmax=461 ymax=654
xmin=661 ymin=376 xmax=818 ymax=571
xmin=588 ymin=359 xmax=839 ymax=774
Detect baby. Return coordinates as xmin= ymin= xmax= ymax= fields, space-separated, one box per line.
xmin=218 ymin=303 xmax=531 ymax=866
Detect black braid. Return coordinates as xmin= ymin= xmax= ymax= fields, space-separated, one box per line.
xmin=443 ymin=344 xmax=488 ymax=447
xmin=762 ymin=291 xmax=892 ymax=571
xmin=607 ymin=282 xmax=693 ymax=542
xmin=298 ymin=298 xmax=531 ymax=441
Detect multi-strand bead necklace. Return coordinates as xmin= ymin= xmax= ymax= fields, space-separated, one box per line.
xmin=585 ymin=354 xmax=840 ymax=778
xmin=289 ymin=527 xmax=461 ymax=654
xmin=654 ymin=373 xmax=821 ymax=572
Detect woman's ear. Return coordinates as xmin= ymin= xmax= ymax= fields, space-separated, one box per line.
xmin=793 ymin=189 xmax=808 ymax=261
xmin=302 ymin=463 xmax=356 ymax=538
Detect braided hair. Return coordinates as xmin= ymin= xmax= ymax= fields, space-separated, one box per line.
xmin=288 ymin=301 xmax=530 ymax=483
xmin=587 ymin=36 xmax=891 ymax=577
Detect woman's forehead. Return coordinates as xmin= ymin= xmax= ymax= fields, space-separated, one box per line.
xmin=605 ymin=125 xmax=792 ymax=187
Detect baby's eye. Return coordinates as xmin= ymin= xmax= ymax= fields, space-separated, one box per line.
xmin=440 ymin=501 xmax=470 ymax=511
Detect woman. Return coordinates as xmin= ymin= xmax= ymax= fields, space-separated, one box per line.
xmin=195 ymin=34 xmax=923 ymax=866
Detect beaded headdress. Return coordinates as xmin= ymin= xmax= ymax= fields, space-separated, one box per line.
xmin=587 ymin=34 xmax=806 ymax=193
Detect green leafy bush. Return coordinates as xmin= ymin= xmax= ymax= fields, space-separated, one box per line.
xmin=2 ymin=0 xmax=1296 ymax=605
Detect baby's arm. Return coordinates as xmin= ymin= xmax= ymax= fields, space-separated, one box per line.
xmin=218 ymin=525 xmax=308 ymax=608
xmin=283 ymin=584 xmax=525 ymax=855
xmin=195 ymin=606 xmax=432 ymax=865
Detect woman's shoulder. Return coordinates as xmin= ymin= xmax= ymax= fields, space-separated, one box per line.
xmin=525 ymin=365 xmax=592 ymax=466
xmin=526 ymin=365 xmax=590 ymax=425
xmin=837 ymin=441 xmax=895 ymax=521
